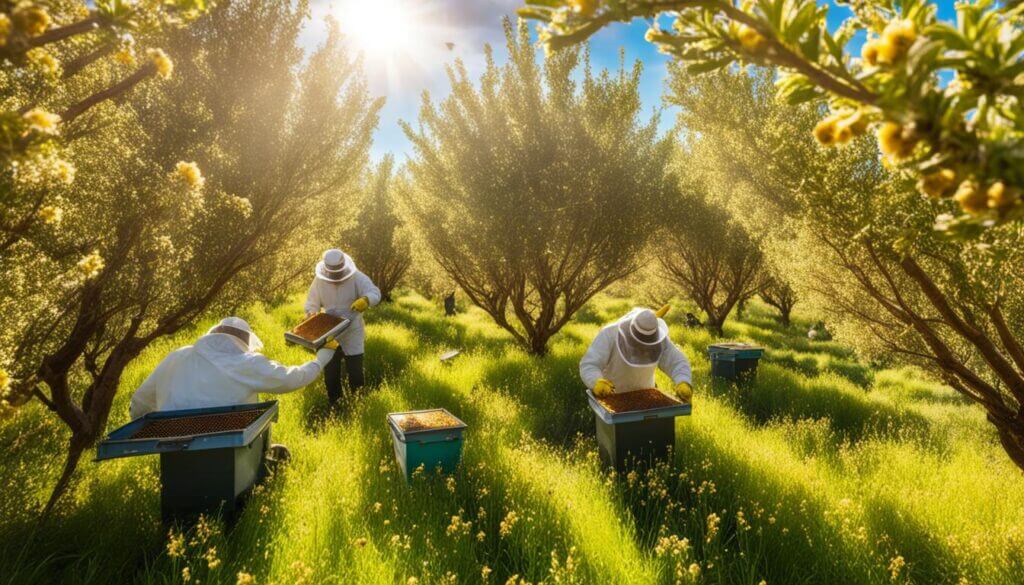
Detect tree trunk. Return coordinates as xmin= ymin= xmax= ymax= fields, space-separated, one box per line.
xmin=705 ymin=316 xmax=725 ymax=337
xmin=992 ymin=415 xmax=1024 ymax=472
xmin=43 ymin=433 xmax=91 ymax=516
xmin=778 ymin=308 xmax=791 ymax=328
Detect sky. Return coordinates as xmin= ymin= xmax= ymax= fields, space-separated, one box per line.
xmin=303 ymin=0 xmax=959 ymax=161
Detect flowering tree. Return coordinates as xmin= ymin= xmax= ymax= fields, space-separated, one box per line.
xmin=518 ymin=0 xmax=1024 ymax=237
xmin=1 ymin=1 xmax=380 ymax=511
xmin=403 ymin=19 xmax=672 ymax=356
xmin=759 ymin=276 xmax=797 ymax=328
xmin=676 ymin=67 xmax=1024 ymax=473
xmin=343 ymin=155 xmax=412 ymax=302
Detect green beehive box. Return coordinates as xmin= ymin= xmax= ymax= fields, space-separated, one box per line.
xmin=707 ymin=343 xmax=765 ymax=382
xmin=96 ymin=401 xmax=278 ymax=522
xmin=387 ymin=409 xmax=467 ymax=481
xmin=587 ymin=389 xmax=691 ymax=471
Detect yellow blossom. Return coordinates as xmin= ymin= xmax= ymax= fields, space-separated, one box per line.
xmin=877 ymin=121 xmax=917 ymax=160
xmin=23 ymin=108 xmax=61 ymax=135
xmin=861 ymin=39 xmax=881 ymax=66
xmin=569 ymin=0 xmax=597 ymax=17
xmin=114 ymin=48 xmax=136 ymax=66
xmin=0 ymin=368 xmax=10 ymax=393
xmin=13 ymin=4 xmax=50 ymax=37
xmin=55 ymin=159 xmax=75 ymax=184
xmin=77 ymin=251 xmax=105 ymax=279
xmin=499 ymin=510 xmax=519 ymax=537
xmin=236 ymin=572 xmax=255 ymax=585
xmin=688 ymin=563 xmax=701 ymax=577
xmin=813 ymin=114 xmax=841 ymax=146
xmin=175 ymin=161 xmax=205 ymax=190
xmin=37 ymin=205 xmax=62 ymax=224
xmin=0 ymin=14 xmax=11 ymax=47
xmin=882 ymin=19 xmax=916 ymax=55
xmin=738 ymin=25 xmax=768 ymax=53
xmin=406 ymin=578 xmax=419 ymax=585
xmin=888 ymin=555 xmax=905 ymax=580
xmin=917 ymin=168 xmax=957 ymax=199
xmin=181 ymin=567 xmax=191 ymax=582
xmin=147 ymin=48 xmax=174 ymax=79
xmin=354 ymin=536 xmax=368 ymax=548
xmin=28 ymin=48 xmax=59 ymax=75
xmin=987 ymin=181 xmax=1021 ymax=210
xmin=482 ymin=566 xmax=492 ymax=580
xmin=954 ymin=181 xmax=987 ymax=215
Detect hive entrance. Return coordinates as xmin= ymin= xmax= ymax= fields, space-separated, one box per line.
xmin=132 ymin=408 xmax=266 ymax=439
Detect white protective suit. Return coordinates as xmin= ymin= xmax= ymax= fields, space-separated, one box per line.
xmin=580 ymin=309 xmax=692 ymax=393
xmin=129 ymin=331 xmax=332 ymax=420
xmin=304 ymin=254 xmax=381 ymax=355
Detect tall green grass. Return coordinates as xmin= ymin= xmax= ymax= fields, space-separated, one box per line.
xmin=1 ymin=294 xmax=1023 ymax=584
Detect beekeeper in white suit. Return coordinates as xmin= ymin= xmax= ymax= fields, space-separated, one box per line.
xmin=580 ymin=306 xmax=693 ymax=402
xmin=129 ymin=316 xmax=334 ymax=419
xmin=304 ymin=248 xmax=381 ymax=406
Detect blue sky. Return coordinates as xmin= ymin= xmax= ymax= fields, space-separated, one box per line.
xmin=305 ymin=1 xmax=958 ymax=161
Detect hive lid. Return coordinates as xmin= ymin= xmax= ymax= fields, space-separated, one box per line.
xmin=586 ymin=389 xmax=691 ymax=424
xmin=707 ymin=342 xmax=765 ymax=358
xmin=96 ymin=401 xmax=279 ymax=461
xmin=387 ymin=408 xmax=467 ymax=443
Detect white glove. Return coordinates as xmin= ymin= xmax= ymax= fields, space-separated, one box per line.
xmin=316 ymin=347 xmax=336 ymax=366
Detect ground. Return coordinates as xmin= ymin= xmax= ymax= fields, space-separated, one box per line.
xmin=2 ymin=292 xmax=1024 ymax=584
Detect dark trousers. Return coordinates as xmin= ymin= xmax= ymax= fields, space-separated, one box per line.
xmin=324 ymin=350 xmax=364 ymax=404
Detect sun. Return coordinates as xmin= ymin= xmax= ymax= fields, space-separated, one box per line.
xmin=339 ymin=0 xmax=416 ymax=60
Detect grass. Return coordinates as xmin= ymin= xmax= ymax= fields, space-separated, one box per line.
xmin=2 ymin=292 xmax=1023 ymax=584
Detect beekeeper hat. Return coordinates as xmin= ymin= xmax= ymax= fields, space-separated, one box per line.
xmin=615 ymin=308 xmax=669 ymax=367
xmin=207 ymin=316 xmax=264 ymax=352
xmin=315 ymin=248 xmax=357 ymax=283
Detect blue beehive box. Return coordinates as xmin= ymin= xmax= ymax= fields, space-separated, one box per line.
xmin=97 ymin=401 xmax=278 ymax=521
xmin=387 ymin=409 xmax=466 ymax=480
xmin=707 ymin=343 xmax=765 ymax=382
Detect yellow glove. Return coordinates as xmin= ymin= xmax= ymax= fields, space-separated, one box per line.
xmin=324 ymin=339 xmax=339 ymax=350
xmin=656 ymin=304 xmax=671 ymax=318
xmin=674 ymin=381 xmax=693 ymax=403
xmin=593 ymin=378 xmax=615 ymax=397
xmin=350 ymin=297 xmax=370 ymax=312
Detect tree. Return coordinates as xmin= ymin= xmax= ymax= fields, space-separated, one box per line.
xmin=343 ymin=155 xmax=412 ymax=302
xmin=674 ymin=67 xmax=1024 ymax=473
xmin=518 ymin=0 xmax=1024 ymax=237
xmin=1 ymin=1 xmax=381 ymax=510
xmin=402 ymin=19 xmax=671 ymax=356
xmin=760 ymin=276 xmax=797 ymax=328
xmin=659 ymin=185 xmax=765 ymax=336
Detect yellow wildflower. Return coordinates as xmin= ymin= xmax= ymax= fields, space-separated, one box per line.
xmin=406 ymin=578 xmax=419 ymax=585
xmin=23 ymin=108 xmax=61 ymax=135
xmin=499 ymin=510 xmax=519 ymax=537
xmin=861 ymin=38 xmax=881 ymax=66
xmin=987 ymin=181 xmax=1021 ymax=210
xmin=175 ymin=161 xmax=205 ymax=190
xmin=55 ymin=159 xmax=75 ymax=184
xmin=114 ymin=48 xmax=136 ymax=66
xmin=0 ymin=14 xmax=11 ymax=47
xmin=917 ymin=168 xmax=956 ymax=199
xmin=37 ymin=205 xmax=62 ymax=224
xmin=77 ymin=251 xmax=105 ymax=279
xmin=813 ymin=114 xmax=841 ymax=146
xmin=236 ymin=572 xmax=255 ymax=585
xmin=882 ymin=19 xmax=916 ymax=56
xmin=13 ymin=4 xmax=50 ymax=37
xmin=888 ymin=555 xmax=905 ymax=580
xmin=28 ymin=48 xmax=59 ymax=75
xmin=688 ymin=563 xmax=701 ymax=578
xmin=181 ymin=567 xmax=191 ymax=582
xmin=147 ymin=48 xmax=174 ymax=79
xmin=353 ymin=537 xmax=368 ymax=548
xmin=738 ymin=25 xmax=768 ymax=53
xmin=953 ymin=181 xmax=987 ymax=215
xmin=482 ymin=566 xmax=492 ymax=580
xmin=877 ymin=121 xmax=917 ymax=160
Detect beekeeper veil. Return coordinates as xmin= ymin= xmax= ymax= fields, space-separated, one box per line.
xmin=207 ymin=316 xmax=264 ymax=353
xmin=616 ymin=308 xmax=668 ymax=367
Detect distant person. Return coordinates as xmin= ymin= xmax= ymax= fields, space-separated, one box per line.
xmin=129 ymin=317 xmax=334 ymax=419
xmin=580 ymin=306 xmax=693 ymax=402
xmin=685 ymin=312 xmax=702 ymax=328
xmin=808 ymin=326 xmax=818 ymax=341
xmin=444 ymin=290 xmax=456 ymax=316
xmin=305 ymin=248 xmax=381 ymax=406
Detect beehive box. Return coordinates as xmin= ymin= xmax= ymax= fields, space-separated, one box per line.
xmin=284 ymin=313 xmax=351 ymax=351
xmin=587 ymin=388 xmax=690 ymax=471
xmin=707 ymin=343 xmax=765 ymax=382
xmin=387 ymin=409 xmax=467 ymax=481
xmin=97 ymin=401 xmax=278 ymax=522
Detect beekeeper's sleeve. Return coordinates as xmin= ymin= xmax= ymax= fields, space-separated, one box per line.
xmin=304 ymin=279 xmax=321 ymax=315
xmin=580 ymin=328 xmax=613 ymax=389
xmin=659 ymin=341 xmax=692 ymax=385
xmin=355 ymin=272 xmax=382 ymax=307
xmin=238 ymin=351 xmax=331 ymax=395
xmin=129 ymin=349 xmax=183 ymax=419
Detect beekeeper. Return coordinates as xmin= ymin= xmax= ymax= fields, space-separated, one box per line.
xmin=129 ymin=317 xmax=334 ymax=419
xmin=304 ymin=248 xmax=381 ymax=405
xmin=579 ymin=306 xmax=693 ymax=402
